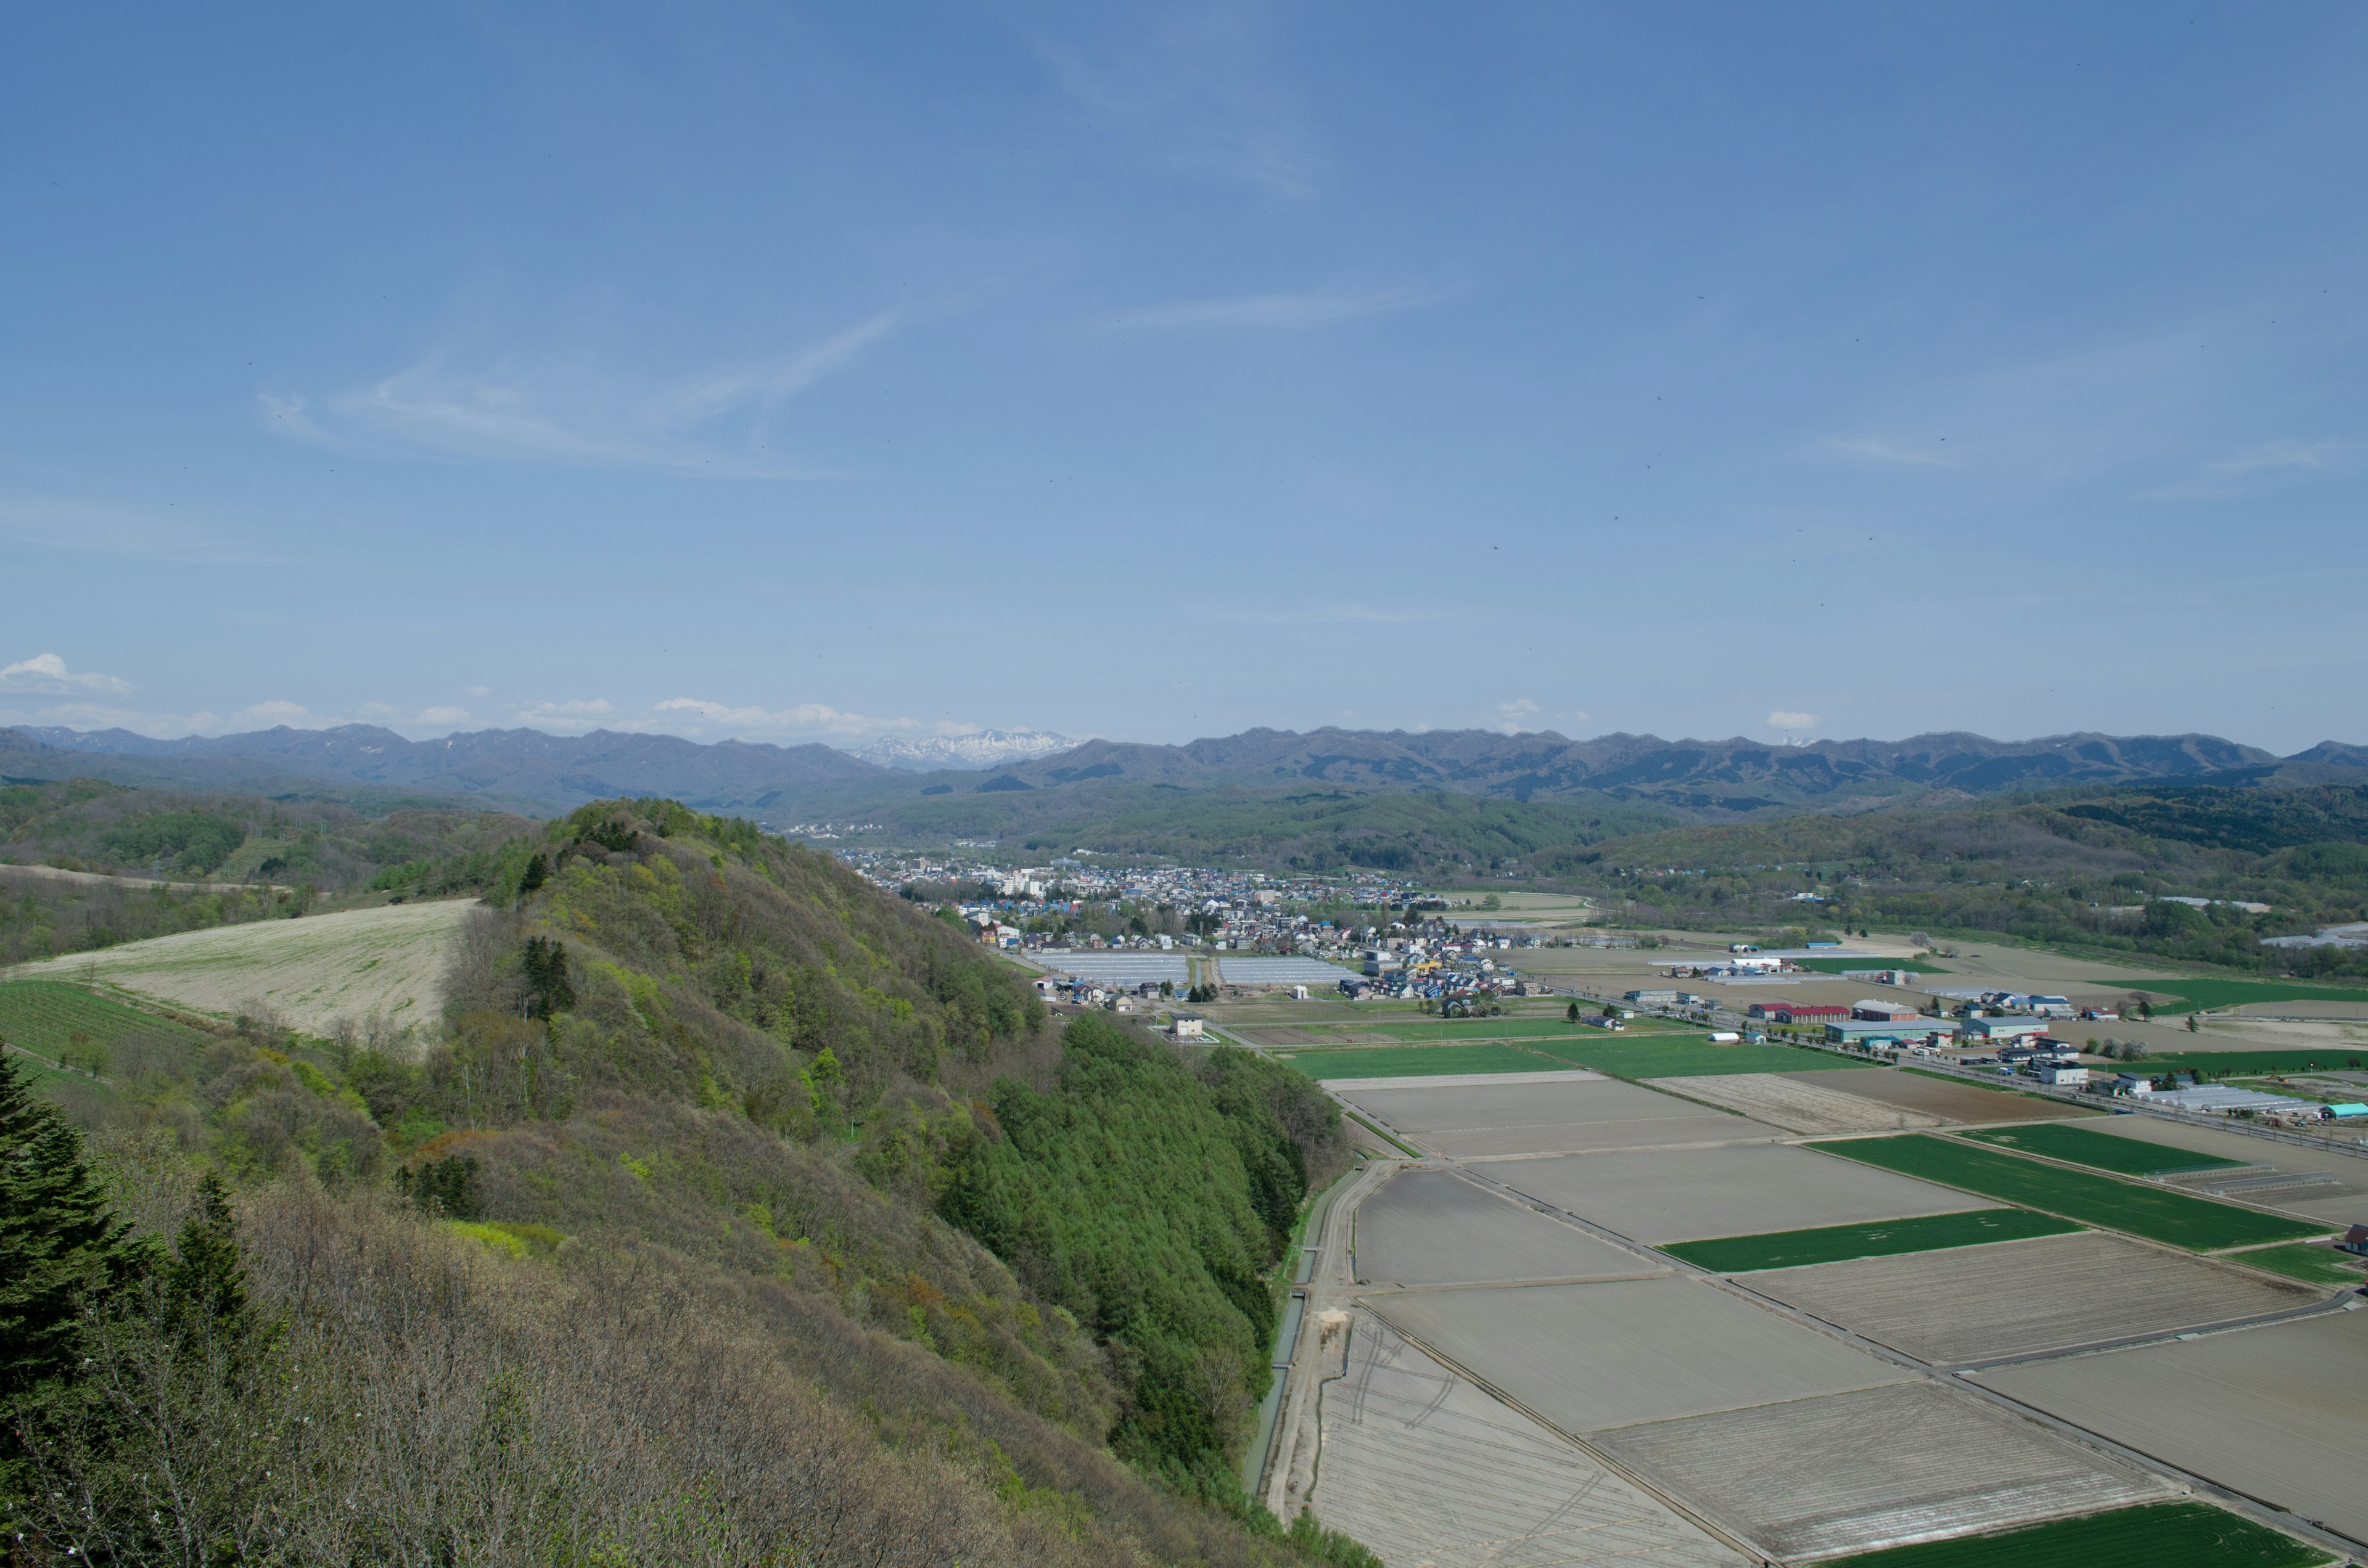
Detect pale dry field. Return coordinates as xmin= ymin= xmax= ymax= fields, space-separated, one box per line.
xmin=1982 ymin=1307 xmax=2368 ymax=1544
xmin=1651 ymin=1072 xmax=1943 ymax=1135
xmin=7 ymin=900 xmax=472 ymax=1038
xmin=1590 ymin=1380 xmax=2173 ymax=1562
xmin=1800 ymin=1068 xmax=2097 ymax=1125
xmin=1492 ymin=1143 xmax=1986 ymax=1244
xmin=1744 ymin=1231 xmax=2324 ymax=1366
xmin=1308 ymin=1311 xmax=1744 ymax=1568
xmin=1372 ymin=1278 xmax=1909 ymax=1434
xmin=1336 ymin=1077 xmax=1779 ymax=1159
xmin=1351 ymin=1169 xmax=1664 ymax=1287
xmin=2060 ymin=1116 xmax=2368 ymax=1226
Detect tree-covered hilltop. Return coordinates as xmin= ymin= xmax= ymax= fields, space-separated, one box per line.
xmin=1 ymin=797 xmax=1372 ymax=1567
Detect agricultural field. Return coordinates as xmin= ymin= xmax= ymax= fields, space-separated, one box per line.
xmin=1308 ymin=1311 xmax=1745 ymax=1567
xmin=1962 ymin=1122 xmax=2250 ymax=1176
xmin=1744 ymin=1231 xmax=2322 ymax=1365
xmin=1350 ymin=1168 xmax=1664 ymax=1286
xmin=1820 ymin=1067 xmax=2099 ymax=1123
xmin=1983 ymin=1308 xmax=2368 ymax=1545
xmin=0 ymin=979 xmax=205 ymax=1062
xmin=1589 ymin=1381 xmax=2172 ymax=1564
xmin=1820 ymin=1501 xmax=2333 ymax=1568
xmin=1529 ymin=1034 xmax=1875 ymax=1080
xmin=2235 ymin=1242 xmax=2368 ymax=1287
xmin=1793 ymin=957 xmax=1952 ymax=975
xmin=1663 ymin=1209 xmax=2080 ymax=1273
xmin=1651 ymin=1072 xmax=1944 ymax=1135
xmin=7 ymin=900 xmax=471 ymax=1039
xmin=1494 ymin=1141 xmax=1987 ymax=1244
xmin=2098 ymin=977 xmax=2368 ymax=1015
xmin=1816 ymin=1135 xmax=2329 ymax=1251
xmin=1299 ymin=1017 xmax=1686 ymax=1043
xmin=1371 ymin=1276 xmax=1908 ymax=1434
xmin=1334 ymin=1075 xmax=1778 ymax=1158
xmin=2043 ymin=1117 xmax=2368 ymax=1227
xmin=2140 ymin=1049 xmax=2368 ymax=1076
xmin=1279 ymin=1043 xmax=1577 ymax=1080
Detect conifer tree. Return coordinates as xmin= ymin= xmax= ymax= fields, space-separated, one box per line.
xmin=0 ymin=1050 xmax=134 ymax=1414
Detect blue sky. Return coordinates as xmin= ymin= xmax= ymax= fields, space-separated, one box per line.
xmin=4 ymin=2 xmax=2363 ymax=754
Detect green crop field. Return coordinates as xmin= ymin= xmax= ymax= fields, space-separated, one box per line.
xmin=1793 ymin=957 xmax=1951 ymax=975
xmin=1278 ymin=1044 xmax=1581 ymax=1080
xmin=2232 ymin=1242 xmax=2368 ymax=1287
xmin=1662 ymin=1208 xmax=2081 ymax=1273
xmin=2142 ymin=1050 xmax=2368 ymax=1077
xmin=1962 ymin=1123 xmax=2250 ymax=1176
xmin=2092 ymin=977 xmax=2368 ymax=1015
xmin=0 ymin=980 xmax=205 ymax=1068
xmin=1823 ymin=1501 xmax=2330 ymax=1568
xmin=1529 ymin=1035 xmax=1873 ymax=1079
xmin=1299 ymin=1017 xmax=1692 ymax=1042
xmin=1816 ymin=1135 xmax=2326 ymax=1251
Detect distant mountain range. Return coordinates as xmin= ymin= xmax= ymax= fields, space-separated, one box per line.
xmin=7 ymin=721 xmax=2363 ymax=819
xmin=849 ymin=728 xmax=1080 ymax=772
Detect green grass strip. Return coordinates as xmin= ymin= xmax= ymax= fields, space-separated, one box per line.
xmin=2138 ymin=1050 xmax=2368 ymax=1077
xmin=1820 ymin=1500 xmax=2331 ymax=1568
xmin=1815 ymin=1135 xmax=2325 ymax=1252
xmin=1791 ymin=956 xmax=1951 ymax=975
xmin=1529 ymin=1035 xmax=1873 ymax=1079
xmin=2232 ymin=1242 xmax=2368 ymax=1287
xmin=2091 ymin=976 xmax=2368 ymax=1016
xmin=1663 ymin=1207 xmax=2081 ymax=1273
xmin=1960 ymin=1123 xmax=2250 ymax=1176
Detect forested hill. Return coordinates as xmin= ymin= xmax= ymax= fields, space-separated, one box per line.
xmin=2 ymin=797 xmax=1368 ymax=1566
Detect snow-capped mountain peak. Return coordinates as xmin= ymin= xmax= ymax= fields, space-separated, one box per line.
xmin=850 ymin=728 xmax=1082 ymax=771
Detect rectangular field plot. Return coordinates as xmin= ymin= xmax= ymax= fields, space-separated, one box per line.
xmin=1212 ymin=956 xmax=1349 ymax=985
xmin=2013 ymin=1117 xmax=2368 ymax=1227
xmin=1590 ymin=1381 xmax=2173 ymax=1563
xmin=1799 ymin=1067 xmax=2099 ymax=1125
xmin=1820 ymin=1501 xmax=2335 ymax=1568
xmin=1531 ymin=1035 xmax=1873 ymax=1079
xmin=1287 ymin=1045 xmax=1579 ymax=1080
xmin=1650 ymin=1072 xmax=1945 ymax=1135
xmin=1371 ymin=1277 xmax=1909 ymax=1434
xmin=1494 ymin=1142 xmax=1988 ymax=1244
xmin=1983 ymin=1308 xmax=2368 ymax=1546
xmin=1336 ymin=1077 xmax=1778 ymax=1158
xmin=1961 ymin=1122 xmax=2250 ymax=1175
xmin=1350 ymin=1168 xmax=1663 ymax=1286
xmin=1745 ymin=1230 xmax=2324 ymax=1365
xmin=1664 ymin=1209 xmax=2081 ymax=1274
xmin=1815 ymin=1135 xmax=2327 ymax=1251
xmin=1034 ymin=951 xmax=1189 ymax=985
xmin=0 ymin=981 xmax=207 ymax=1057
xmin=2234 ymin=1242 xmax=2368 ymax=1287
xmin=1309 ymin=1311 xmax=1745 ymax=1568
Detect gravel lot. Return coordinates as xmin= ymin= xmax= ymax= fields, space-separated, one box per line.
xmin=1372 ymin=1278 xmax=1909 ymax=1434
xmin=8 ymin=900 xmax=471 ymax=1040
xmin=1351 ymin=1168 xmax=1665 ymax=1286
xmin=1309 ymin=1310 xmax=1745 ymax=1567
xmin=1492 ymin=1142 xmax=1988 ymax=1244
xmin=1983 ymin=1307 xmax=2368 ymax=1544
xmin=1337 ymin=1077 xmax=1780 ymax=1159
xmin=1796 ymin=1067 xmax=2102 ymax=1125
xmin=1744 ymin=1230 xmax=2324 ymax=1365
xmin=1649 ymin=1072 xmax=1944 ymax=1135
xmin=1590 ymin=1380 xmax=2173 ymax=1561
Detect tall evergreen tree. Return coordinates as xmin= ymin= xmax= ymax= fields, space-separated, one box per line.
xmin=0 ymin=1050 xmax=135 ymax=1414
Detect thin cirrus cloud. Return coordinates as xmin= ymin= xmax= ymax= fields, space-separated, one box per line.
xmin=1769 ymin=710 xmax=1817 ymax=730
xmin=652 ymin=697 xmax=923 ymax=737
xmin=261 ymin=311 xmax=902 ymax=475
xmin=2146 ymin=438 xmax=2359 ymax=500
xmin=1101 ymin=287 xmax=1441 ymax=334
xmin=0 ymin=494 xmax=273 ymax=564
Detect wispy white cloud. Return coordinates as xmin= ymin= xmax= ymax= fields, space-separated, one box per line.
xmin=652 ymin=697 xmax=923 ymax=737
xmin=267 ymin=311 xmax=902 ymax=475
xmin=0 ymin=495 xmax=273 ymax=563
xmin=1103 ymin=287 xmax=1439 ymax=334
xmin=1823 ymin=436 xmax=1960 ymax=468
xmin=2147 ymin=438 xmax=2359 ymax=499
xmin=1769 ymin=710 xmax=1817 ymax=730
xmin=1 ymin=653 xmax=133 ymax=697
xmin=1496 ymin=697 xmax=1538 ymax=733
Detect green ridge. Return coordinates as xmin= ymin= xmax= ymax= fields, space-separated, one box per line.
xmin=1961 ymin=1123 xmax=2249 ymax=1176
xmin=1815 ymin=1135 xmax=2324 ymax=1251
xmin=1820 ymin=1501 xmax=2330 ymax=1568
xmin=1663 ymin=1208 xmax=2082 ymax=1273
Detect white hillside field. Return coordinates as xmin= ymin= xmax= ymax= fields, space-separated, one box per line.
xmin=6 ymin=900 xmax=475 ymax=1036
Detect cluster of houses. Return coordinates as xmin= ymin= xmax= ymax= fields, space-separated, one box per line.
xmin=1336 ymin=930 xmax=1539 ymax=1003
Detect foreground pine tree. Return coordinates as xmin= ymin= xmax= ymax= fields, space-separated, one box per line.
xmin=0 ymin=1050 xmax=134 ymax=1416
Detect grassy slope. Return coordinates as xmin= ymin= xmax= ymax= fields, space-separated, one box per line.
xmin=1960 ymin=1123 xmax=2250 ymax=1175
xmin=0 ymin=978 xmax=208 ymax=1056
xmin=1661 ymin=1209 xmax=2083 ymax=1273
xmin=1816 ymin=1135 xmax=2325 ymax=1250
xmin=1822 ymin=1501 xmax=2330 ymax=1568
